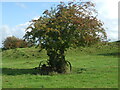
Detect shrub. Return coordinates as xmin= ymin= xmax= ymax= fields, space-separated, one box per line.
xmin=2 ymin=36 xmax=28 ymax=50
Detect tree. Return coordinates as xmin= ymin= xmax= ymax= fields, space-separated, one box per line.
xmin=3 ymin=36 xmax=28 ymax=50
xmin=24 ymin=1 xmax=107 ymax=74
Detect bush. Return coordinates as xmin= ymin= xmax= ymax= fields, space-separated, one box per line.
xmin=2 ymin=36 xmax=28 ymax=50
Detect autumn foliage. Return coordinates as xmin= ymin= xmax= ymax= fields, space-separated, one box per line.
xmin=24 ymin=1 xmax=107 ymax=74
xmin=3 ymin=36 xmax=28 ymax=50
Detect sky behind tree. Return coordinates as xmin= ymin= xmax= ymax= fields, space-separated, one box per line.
xmin=0 ymin=0 xmax=119 ymax=47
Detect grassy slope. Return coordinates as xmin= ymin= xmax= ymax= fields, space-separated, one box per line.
xmin=2 ymin=42 xmax=119 ymax=88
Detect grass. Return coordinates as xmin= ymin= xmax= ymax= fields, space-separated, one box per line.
xmin=2 ymin=42 xmax=119 ymax=88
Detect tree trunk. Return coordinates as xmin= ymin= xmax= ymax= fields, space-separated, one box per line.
xmin=47 ymin=48 xmax=67 ymax=73
xmin=56 ymin=48 xmax=67 ymax=73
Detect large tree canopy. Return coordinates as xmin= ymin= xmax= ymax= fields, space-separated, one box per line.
xmin=24 ymin=1 xmax=107 ymax=74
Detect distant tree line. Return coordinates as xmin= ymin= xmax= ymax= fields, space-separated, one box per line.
xmin=2 ymin=36 xmax=33 ymax=50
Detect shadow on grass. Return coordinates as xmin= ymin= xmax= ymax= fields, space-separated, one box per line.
xmin=72 ymin=67 xmax=87 ymax=74
xmin=2 ymin=67 xmax=87 ymax=75
xmin=98 ymin=52 xmax=120 ymax=57
xmin=2 ymin=68 xmax=39 ymax=75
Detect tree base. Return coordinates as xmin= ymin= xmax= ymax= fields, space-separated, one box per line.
xmin=34 ymin=60 xmax=72 ymax=75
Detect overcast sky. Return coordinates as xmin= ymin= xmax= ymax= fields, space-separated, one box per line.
xmin=0 ymin=0 xmax=119 ymax=47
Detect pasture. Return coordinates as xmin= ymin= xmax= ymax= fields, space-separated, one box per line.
xmin=1 ymin=42 xmax=119 ymax=88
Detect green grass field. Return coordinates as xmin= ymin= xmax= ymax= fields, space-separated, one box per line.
xmin=1 ymin=42 xmax=119 ymax=88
